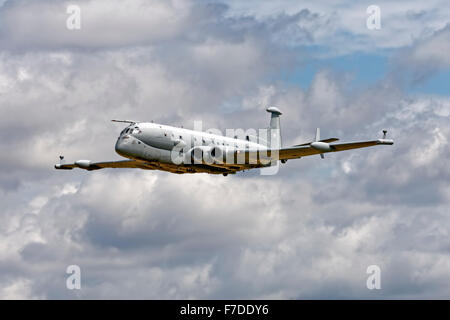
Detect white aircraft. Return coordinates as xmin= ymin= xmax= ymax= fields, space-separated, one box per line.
xmin=55 ymin=107 xmax=393 ymax=176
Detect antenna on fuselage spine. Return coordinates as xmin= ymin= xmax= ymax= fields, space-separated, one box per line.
xmin=111 ymin=120 xmax=139 ymax=124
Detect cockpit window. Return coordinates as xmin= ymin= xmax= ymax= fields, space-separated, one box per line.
xmin=121 ymin=127 xmax=134 ymax=136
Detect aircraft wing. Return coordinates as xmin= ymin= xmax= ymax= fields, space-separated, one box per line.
xmin=240 ymin=137 xmax=393 ymax=163
xmin=277 ymin=138 xmax=393 ymax=160
xmin=55 ymin=159 xmax=150 ymax=170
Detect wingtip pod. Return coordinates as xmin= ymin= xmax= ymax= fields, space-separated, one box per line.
xmin=54 ymin=164 xmax=73 ymax=170
xmin=55 ymin=155 xmax=72 ymax=170
xmin=378 ymin=130 xmax=393 ymax=145
xmin=377 ymin=139 xmax=394 ymax=145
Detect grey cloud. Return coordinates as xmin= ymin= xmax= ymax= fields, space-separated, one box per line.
xmin=394 ymin=24 xmax=450 ymax=84
xmin=0 ymin=0 xmax=190 ymax=50
xmin=226 ymin=0 xmax=450 ymax=55
xmin=0 ymin=0 xmax=319 ymax=52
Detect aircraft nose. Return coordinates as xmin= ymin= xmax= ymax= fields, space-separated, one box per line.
xmin=115 ymin=137 xmax=126 ymax=156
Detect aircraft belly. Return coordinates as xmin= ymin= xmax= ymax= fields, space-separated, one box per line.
xmin=143 ymin=146 xmax=160 ymax=160
xmin=157 ymin=149 xmax=175 ymax=163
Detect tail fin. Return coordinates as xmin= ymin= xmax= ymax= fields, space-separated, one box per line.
xmin=266 ymin=106 xmax=282 ymax=148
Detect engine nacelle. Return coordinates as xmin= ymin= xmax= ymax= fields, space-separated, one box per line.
xmin=185 ymin=146 xmax=212 ymax=164
xmin=210 ymin=146 xmax=224 ymax=162
xmin=185 ymin=146 xmax=235 ymax=164
xmin=211 ymin=146 xmax=238 ymax=164
xmin=173 ymin=139 xmax=186 ymax=148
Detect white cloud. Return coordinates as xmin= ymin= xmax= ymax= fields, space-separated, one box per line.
xmin=0 ymin=0 xmax=449 ymax=300
xmin=0 ymin=278 xmax=40 ymax=299
xmin=412 ymin=127 xmax=447 ymax=167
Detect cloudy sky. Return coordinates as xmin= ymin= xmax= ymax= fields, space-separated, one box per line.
xmin=0 ymin=0 xmax=449 ymax=299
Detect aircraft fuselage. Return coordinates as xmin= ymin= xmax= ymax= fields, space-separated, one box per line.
xmin=114 ymin=122 xmax=270 ymax=174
